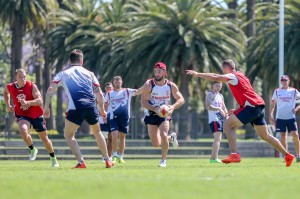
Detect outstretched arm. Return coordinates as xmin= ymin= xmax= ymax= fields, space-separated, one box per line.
xmin=43 ymin=83 xmax=59 ymax=118
xmin=186 ymin=70 xmax=228 ymax=82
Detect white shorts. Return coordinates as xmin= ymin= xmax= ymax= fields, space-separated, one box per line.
xmin=102 ymin=131 xmax=109 ymax=139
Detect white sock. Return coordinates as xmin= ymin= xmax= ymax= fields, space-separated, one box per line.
xmin=118 ymin=154 xmax=123 ymax=159
xmin=112 ymin=151 xmax=118 ymax=157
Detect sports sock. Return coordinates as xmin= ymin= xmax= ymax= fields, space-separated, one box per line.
xmin=112 ymin=151 xmax=118 ymax=157
xmin=28 ymin=145 xmax=34 ymax=150
xmin=49 ymin=152 xmax=55 ymax=157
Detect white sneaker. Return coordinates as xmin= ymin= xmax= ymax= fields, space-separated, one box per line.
xmin=158 ymin=159 xmax=167 ymax=167
xmin=51 ymin=157 xmax=59 ymax=168
xmin=29 ymin=147 xmax=38 ymax=161
xmin=101 ymin=157 xmax=105 ymax=162
xmin=170 ymin=132 xmax=178 ymax=149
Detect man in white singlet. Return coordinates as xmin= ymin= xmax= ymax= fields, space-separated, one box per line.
xmin=104 ymin=76 xmax=143 ymax=163
xmin=206 ymin=81 xmax=228 ymax=163
xmin=270 ymin=75 xmax=300 ymax=162
xmin=141 ymin=62 xmax=185 ymax=167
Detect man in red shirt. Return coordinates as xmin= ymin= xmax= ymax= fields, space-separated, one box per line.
xmin=3 ymin=69 xmax=59 ymax=167
xmin=186 ymin=59 xmax=295 ymax=167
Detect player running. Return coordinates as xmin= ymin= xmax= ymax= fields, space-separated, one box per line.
xmin=270 ymin=75 xmax=300 ymax=162
xmin=187 ymin=59 xmax=295 ymax=167
xmin=141 ymin=62 xmax=185 ymax=167
xmin=4 ymin=69 xmax=59 ymax=167
xmin=104 ymin=76 xmax=143 ymax=164
xmin=44 ymin=49 xmax=113 ymax=169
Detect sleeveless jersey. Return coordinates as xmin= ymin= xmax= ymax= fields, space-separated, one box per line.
xmin=226 ymin=71 xmax=265 ymax=107
xmin=104 ymin=88 xmax=136 ymax=119
xmin=272 ymin=87 xmax=300 ymax=119
xmin=144 ymin=78 xmax=172 ymax=115
xmin=206 ymin=91 xmax=224 ymax=123
xmin=7 ymin=81 xmax=43 ymax=118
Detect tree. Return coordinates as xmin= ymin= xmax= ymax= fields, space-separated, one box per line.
xmin=117 ymin=0 xmax=245 ymax=139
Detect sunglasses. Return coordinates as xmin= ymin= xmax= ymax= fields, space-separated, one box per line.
xmin=281 ymin=79 xmax=288 ymax=82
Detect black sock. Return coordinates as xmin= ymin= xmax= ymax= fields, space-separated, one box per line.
xmin=49 ymin=152 xmax=55 ymax=157
xmin=28 ymin=145 xmax=34 ymax=150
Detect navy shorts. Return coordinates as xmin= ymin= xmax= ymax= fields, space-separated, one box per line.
xmin=209 ymin=121 xmax=223 ymax=133
xmin=144 ymin=113 xmax=171 ymax=127
xmin=100 ymin=123 xmax=111 ymax=132
xmin=234 ymin=105 xmax=266 ymax=126
xmin=16 ymin=115 xmax=47 ymax=132
xmin=276 ymin=118 xmax=297 ymax=133
xmin=66 ymin=106 xmax=100 ymax=126
xmin=107 ymin=115 xmax=129 ymax=134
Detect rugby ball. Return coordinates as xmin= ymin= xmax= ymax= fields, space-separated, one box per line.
xmin=158 ymin=105 xmax=171 ymax=118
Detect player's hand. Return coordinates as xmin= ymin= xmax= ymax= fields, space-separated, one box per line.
xmin=269 ymin=116 xmax=275 ymax=125
xmin=292 ymin=107 xmax=299 ymax=113
xmin=154 ymin=106 xmax=160 ymax=116
xmin=168 ymin=105 xmax=174 ymax=114
xmin=100 ymin=110 xmax=107 ymax=119
xmin=6 ymin=105 xmax=13 ymax=112
xmin=19 ymin=99 xmax=28 ymax=106
xmin=227 ymin=109 xmax=235 ymax=115
xmin=186 ymin=70 xmax=197 ymax=76
xmin=43 ymin=107 xmax=51 ymax=118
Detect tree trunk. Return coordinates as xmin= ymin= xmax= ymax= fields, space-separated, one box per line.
xmin=247 ymin=0 xmax=256 ymax=46
xmin=43 ymin=42 xmax=54 ymax=129
xmin=177 ymin=62 xmax=191 ymax=140
xmin=227 ymin=0 xmax=238 ymax=19
xmin=7 ymin=13 xmax=23 ymax=133
xmin=56 ymin=87 xmax=64 ymax=134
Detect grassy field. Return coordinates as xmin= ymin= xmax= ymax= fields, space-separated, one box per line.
xmin=0 ymin=158 xmax=299 ymax=199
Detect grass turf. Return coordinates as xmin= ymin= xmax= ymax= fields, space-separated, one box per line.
xmin=0 ymin=158 xmax=299 ymax=199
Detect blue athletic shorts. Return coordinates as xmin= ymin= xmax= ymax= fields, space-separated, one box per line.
xmin=144 ymin=113 xmax=171 ymax=127
xmin=66 ymin=106 xmax=100 ymax=126
xmin=100 ymin=123 xmax=111 ymax=132
xmin=209 ymin=121 xmax=223 ymax=133
xmin=16 ymin=115 xmax=47 ymax=132
xmin=234 ymin=105 xmax=266 ymax=126
xmin=107 ymin=114 xmax=129 ymax=134
xmin=276 ymin=118 xmax=297 ymax=133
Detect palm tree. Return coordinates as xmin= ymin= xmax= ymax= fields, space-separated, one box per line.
xmin=0 ymin=0 xmax=51 ymax=132
xmin=116 ymin=0 xmax=245 ymax=139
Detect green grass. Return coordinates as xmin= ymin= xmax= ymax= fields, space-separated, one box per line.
xmin=0 ymin=158 xmax=299 ymax=199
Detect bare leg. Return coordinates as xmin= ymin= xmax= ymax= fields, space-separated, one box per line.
xmin=159 ymin=121 xmax=170 ymax=160
xmin=118 ymin=132 xmax=126 ymax=156
xmin=291 ymin=131 xmax=300 ymax=157
xmin=64 ymin=119 xmax=83 ymax=163
xmin=223 ymin=115 xmax=243 ymax=153
xmin=280 ymin=132 xmax=287 ymax=150
xmin=18 ymin=120 xmax=33 ymax=146
xmin=38 ymin=131 xmax=54 ymax=153
xmin=107 ymin=133 xmax=112 ymax=157
xmin=111 ymin=130 xmax=119 ymax=156
xmin=90 ymin=122 xmax=109 ymax=159
xmin=147 ymin=125 xmax=161 ymax=148
xmin=211 ymin=132 xmax=222 ymax=159
xmin=254 ymin=125 xmax=289 ymax=155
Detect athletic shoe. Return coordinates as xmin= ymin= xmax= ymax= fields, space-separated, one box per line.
xmin=297 ymin=157 xmax=300 ymax=163
xmin=105 ymin=159 xmax=114 ymax=168
xmin=29 ymin=147 xmax=38 ymax=161
xmin=170 ymin=132 xmax=179 ymax=149
xmin=112 ymin=156 xmax=119 ymax=164
xmin=210 ymin=159 xmax=222 ymax=163
xmin=158 ymin=159 xmax=167 ymax=167
xmin=284 ymin=153 xmax=295 ymax=167
xmin=222 ymin=153 xmax=241 ymax=164
xmin=101 ymin=157 xmax=105 ymax=163
xmin=118 ymin=158 xmax=126 ymax=163
xmin=72 ymin=162 xmax=87 ymax=169
xmin=51 ymin=157 xmax=59 ymax=168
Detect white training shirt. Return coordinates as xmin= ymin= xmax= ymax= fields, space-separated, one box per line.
xmin=144 ymin=79 xmax=172 ymax=116
xmin=206 ymin=91 xmax=224 ymax=123
xmin=272 ymin=87 xmax=300 ymax=119
xmin=104 ymin=88 xmax=136 ymax=119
